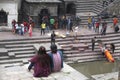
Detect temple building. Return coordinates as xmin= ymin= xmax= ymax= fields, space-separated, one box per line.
xmin=0 ymin=0 xmax=76 ymax=28
xmin=0 ymin=0 xmax=119 ymax=28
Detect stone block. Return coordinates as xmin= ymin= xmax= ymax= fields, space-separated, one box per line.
xmin=8 ymin=52 xmax=15 ymax=58
xmin=33 ymin=43 xmax=62 ymax=51
xmin=0 ymin=48 xmax=8 ymax=56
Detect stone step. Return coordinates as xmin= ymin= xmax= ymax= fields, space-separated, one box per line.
xmin=7 ymin=47 xmax=34 ymax=52
xmin=0 ymin=56 xmax=9 ymax=60
xmin=76 ymin=9 xmax=92 ymax=13
xmin=77 ymin=33 xmax=120 ymax=39
xmin=76 ymin=5 xmax=94 ymax=8
xmin=62 ymin=47 xmax=72 ymax=51
xmin=64 ymin=55 xmax=104 ymax=62
xmin=1 ymin=63 xmax=23 ymax=68
xmin=64 ymin=50 xmax=80 ymax=53
xmin=58 ymin=41 xmax=72 ymax=45
xmin=0 ymin=39 xmax=50 ymax=45
xmin=0 ymin=48 xmax=8 ymax=56
xmin=76 ymin=2 xmax=97 ymax=5
xmin=77 ymin=0 xmax=98 ymax=3
xmin=0 ymin=58 xmax=30 ymax=64
xmin=10 ymin=50 xmax=35 ymax=54
xmin=0 ymin=37 xmax=50 ymax=42
xmin=0 ymin=37 xmax=75 ymax=46
xmin=66 ymin=58 xmax=104 ymax=64
xmin=63 ymin=52 xmax=101 ymax=58
xmin=5 ymin=44 xmax=33 ymax=48
xmin=8 ymin=50 xmax=35 ymax=57
xmin=15 ymin=54 xmax=34 ymax=58
xmin=59 ymin=37 xmax=120 ymax=46
xmin=64 ymin=32 xmax=120 ymax=40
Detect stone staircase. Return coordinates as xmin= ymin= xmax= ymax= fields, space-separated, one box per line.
xmin=0 ymin=31 xmax=120 ymax=67
xmin=58 ymin=32 xmax=120 ymax=63
xmin=0 ymin=37 xmax=51 ymax=67
xmin=92 ymin=1 xmax=104 ymax=14
xmin=75 ymin=0 xmax=99 ymax=13
xmin=75 ymin=0 xmax=117 ymax=26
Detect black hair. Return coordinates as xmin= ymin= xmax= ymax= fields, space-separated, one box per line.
xmin=38 ymin=46 xmax=46 ymax=55
xmin=50 ymin=44 xmax=57 ymax=53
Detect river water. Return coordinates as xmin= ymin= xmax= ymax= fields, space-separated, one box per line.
xmin=69 ymin=60 xmax=119 ymax=78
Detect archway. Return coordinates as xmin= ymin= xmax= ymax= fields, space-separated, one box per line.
xmin=66 ymin=3 xmax=76 ymax=15
xmin=0 ymin=9 xmax=7 ymax=26
xmin=39 ymin=8 xmax=50 ymax=24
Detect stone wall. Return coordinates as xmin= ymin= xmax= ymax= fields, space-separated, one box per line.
xmin=0 ymin=1 xmax=18 ymax=28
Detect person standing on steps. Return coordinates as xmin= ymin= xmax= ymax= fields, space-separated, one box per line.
xmin=41 ymin=22 xmax=46 ymax=35
xmin=110 ymin=43 xmax=115 ymax=54
xmin=51 ymin=30 xmax=56 ymax=45
xmin=91 ymin=37 xmax=96 ymax=51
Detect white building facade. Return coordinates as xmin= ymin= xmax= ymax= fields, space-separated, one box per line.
xmin=0 ymin=0 xmax=21 ymax=28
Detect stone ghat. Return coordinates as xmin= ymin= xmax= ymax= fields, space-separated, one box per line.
xmin=0 ymin=63 xmax=88 ymax=80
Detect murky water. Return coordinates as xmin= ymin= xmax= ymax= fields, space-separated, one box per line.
xmin=69 ymin=60 xmax=120 ymax=78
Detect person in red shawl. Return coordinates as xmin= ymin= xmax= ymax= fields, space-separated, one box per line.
xmin=28 ymin=46 xmax=51 ymax=77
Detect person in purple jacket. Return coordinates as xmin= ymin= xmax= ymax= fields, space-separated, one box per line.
xmin=28 ymin=46 xmax=51 ymax=77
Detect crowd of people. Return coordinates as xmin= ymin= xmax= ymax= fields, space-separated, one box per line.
xmin=11 ymin=17 xmax=34 ymax=37
xmin=87 ymin=15 xmax=119 ymax=35
xmin=11 ymin=15 xmax=77 ymax=36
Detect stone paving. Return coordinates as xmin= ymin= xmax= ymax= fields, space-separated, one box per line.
xmin=92 ymin=72 xmax=118 ymax=80
xmin=0 ymin=23 xmax=115 ymax=40
xmin=0 ymin=63 xmax=88 ymax=80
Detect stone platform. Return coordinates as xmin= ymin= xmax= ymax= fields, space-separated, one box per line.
xmin=92 ymin=72 xmax=118 ymax=80
xmin=0 ymin=63 xmax=88 ymax=80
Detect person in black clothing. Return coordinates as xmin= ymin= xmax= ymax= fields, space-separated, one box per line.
xmin=101 ymin=20 xmax=107 ymax=35
xmin=51 ymin=31 xmax=56 ymax=44
xmin=110 ymin=43 xmax=115 ymax=53
xmin=91 ymin=37 xmax=96 ymax=51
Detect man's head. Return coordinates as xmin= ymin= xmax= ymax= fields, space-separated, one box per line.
xmin=50 ymin=44 xmax=57 ymax=53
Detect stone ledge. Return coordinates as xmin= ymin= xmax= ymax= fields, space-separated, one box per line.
xmin=33 ymin=43 xmax=62 ymax=51
xmin=92 ymin=72 xmax=118 ymax=80
xmin=0 ymin=63 xmax=88 ymax=80
xmin=0 ymin=48 xmax=8 ymax=56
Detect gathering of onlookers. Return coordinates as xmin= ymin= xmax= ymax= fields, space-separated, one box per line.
xmin=11 ymin=15 xmax=81 ymax=37
xmin=11 ymin=19 xmax=34 ymax=37
xmin=87 ymin=15 xmax=119 ymax=35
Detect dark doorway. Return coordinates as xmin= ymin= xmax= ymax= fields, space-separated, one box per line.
xmin=58 ymin=3 xmax=65 ymax=16
xmin=66 ymin=3 xmax=76 ymax=15
xmin=38 ymin=8 xmax=50 ymax=25
xmin=0 ymin=9 xmax=7 ymax=26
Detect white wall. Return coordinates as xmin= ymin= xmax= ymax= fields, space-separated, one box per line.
xmin=0 ymin=2 xmax=18 ymax=28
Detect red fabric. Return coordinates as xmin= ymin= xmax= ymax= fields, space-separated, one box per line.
xmin=30 ymin=54 xmax=51 ymax=77
xmin=96 ymin=22 xmax=99 ymax=28
xmin=113 ymin=18 xmax=118 ymax=25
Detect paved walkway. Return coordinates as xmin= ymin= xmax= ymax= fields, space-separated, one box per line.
xmin=0 ymin=23 xmax=115 ymax=40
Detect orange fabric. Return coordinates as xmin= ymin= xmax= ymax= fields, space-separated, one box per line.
xmin=113 ymin=18 xmax=118 ymax=25
xmin=104 ymin=50 xmax=114 ymax=62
